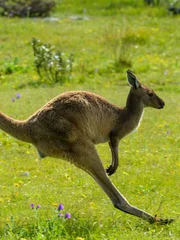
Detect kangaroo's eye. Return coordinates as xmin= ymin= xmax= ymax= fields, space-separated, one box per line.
xmin=148 ymin=92 xmax=154 ymax=97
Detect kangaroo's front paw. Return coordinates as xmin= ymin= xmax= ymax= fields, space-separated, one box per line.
xmin=106 ymin=165 xmax=116 ymax=176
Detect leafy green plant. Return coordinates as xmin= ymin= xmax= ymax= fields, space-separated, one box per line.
xmin=3 ymin=57 xmax=28 ymax=75
xmin=32 ymin=38 xmax=74 ymax=85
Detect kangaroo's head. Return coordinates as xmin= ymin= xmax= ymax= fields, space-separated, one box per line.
xmin=127 ymin=70 xmax=165 ymax=109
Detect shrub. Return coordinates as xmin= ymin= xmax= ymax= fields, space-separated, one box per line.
xmin=32 ymin=38 xmax=74 ymax=85
xmin=0 ymin=0 xmax=56 ymax=17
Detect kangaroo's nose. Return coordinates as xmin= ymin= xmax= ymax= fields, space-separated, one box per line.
xmin=160 ymin=101 xmax=165 ymax=108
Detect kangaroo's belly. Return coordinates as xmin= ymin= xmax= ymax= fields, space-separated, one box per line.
xmin=92 ymin=135 xmax=110 ymax=144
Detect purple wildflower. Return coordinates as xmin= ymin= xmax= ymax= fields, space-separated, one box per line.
xmin=30 ymin=203 xmax=34 ymax=209
xmin=58 ymin=203 xmax=64 ymax=211
xmin=58 ymin=213 xmax=63 ymax=218
xmin=65 ymin=213 xmax=71 ymax=219
xmin=11 ymin=98 xmax=15 ymax=102
xmin=36 ymin=204 xmax=41 ymax=209
xmin=16 ymin=93 xmax=21 ymax=99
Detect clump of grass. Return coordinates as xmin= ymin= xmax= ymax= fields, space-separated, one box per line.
xmin=104 ymin=24 xmax=153 ymax=74
xmin=1 ymin=202 xmax=101 ymax=239
xmin=32 ymin=38 xmax=74 ymax=85
xmin=103 ymin=25 xmax=132 ymax=73
xmin=121 ymin=29 xmax=149 ymax=46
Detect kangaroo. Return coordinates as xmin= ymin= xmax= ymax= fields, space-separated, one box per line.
xmin=0 ymin=70 xmax=173 ymax=224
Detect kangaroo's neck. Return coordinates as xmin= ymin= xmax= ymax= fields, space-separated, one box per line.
xmin=122 ymin=90 xmax=144 ymax=133
xmin=126 ymin=90 xmax=144 ymax=116
xmin=0 ymin=112 xmax=31 ymax=143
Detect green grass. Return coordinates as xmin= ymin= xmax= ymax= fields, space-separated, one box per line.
xmin=0 ymin=1 xmax=180 ymax=239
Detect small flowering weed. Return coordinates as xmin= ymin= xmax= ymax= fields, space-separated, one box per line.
xmin=57 ymin=203 xmax=71 ymax=219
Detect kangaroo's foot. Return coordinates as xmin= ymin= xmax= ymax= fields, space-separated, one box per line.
xmin=151 ymin=215 xmax=174 ymax=225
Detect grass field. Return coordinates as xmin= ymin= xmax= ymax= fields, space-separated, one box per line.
xmin=0 ymin=1 xmax=180 ymax=239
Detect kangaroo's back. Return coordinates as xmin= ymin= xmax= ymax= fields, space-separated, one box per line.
xmin=29 ymin=91 xmax=121 ymax=144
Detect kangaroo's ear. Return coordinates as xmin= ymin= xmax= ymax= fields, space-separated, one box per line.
xmin=127 ymin=70 xmax=140 ymax=89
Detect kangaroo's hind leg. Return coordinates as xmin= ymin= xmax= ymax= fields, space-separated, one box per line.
xmin=68 ymin=138 xmax=167 ymax=224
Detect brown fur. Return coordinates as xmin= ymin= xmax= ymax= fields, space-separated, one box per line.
xmin=0 ymin=70 xmax=173 ymax=224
